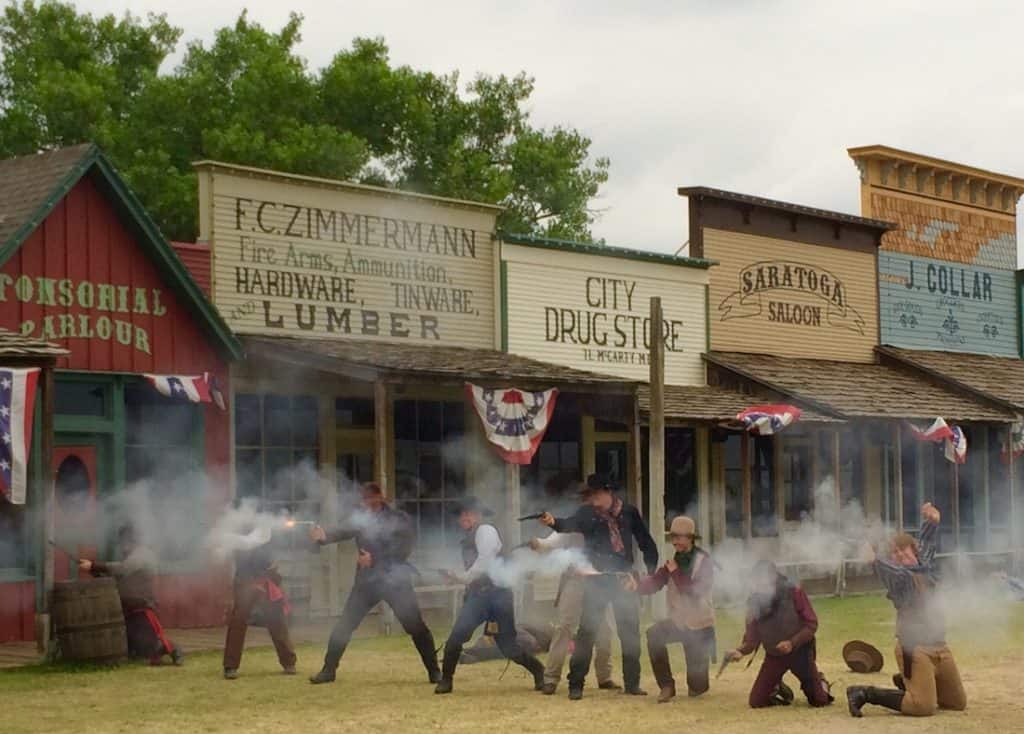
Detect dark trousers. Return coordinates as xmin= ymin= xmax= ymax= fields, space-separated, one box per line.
xmin=323 ymin=571 xmax=439 ymax=676
xmin=568 ymin=575 xmax=642 ymax=690
xmin=647 ymin=620 xmax=714 ymax=694
xmin=224 ymin=582 xmax=296 ymax=671
xmin=124 ymin=609 xmax=173 ymax=660
xmin=442 ymin=586 xmax=540 ymax=680
xmin=748 ymin=643 xmax=831 ymax=708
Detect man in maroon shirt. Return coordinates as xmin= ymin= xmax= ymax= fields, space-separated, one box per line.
xmin=724 ymin=560 xmax=833 ymax=708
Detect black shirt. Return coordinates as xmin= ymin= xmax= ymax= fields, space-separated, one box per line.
xmin=553 ymin=502 xmax=659 ymax=574
xmin=320 ymin=504 xmax=415 ymax=577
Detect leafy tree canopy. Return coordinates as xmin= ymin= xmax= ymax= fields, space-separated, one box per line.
xmin=0 ymin=1 xmax=609 ymax=241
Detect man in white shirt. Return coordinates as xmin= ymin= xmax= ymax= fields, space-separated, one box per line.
xmin=529 ymin=529 xmax=618 ymax=695
xmin=435 ymin=496 xmax=546 ymax=695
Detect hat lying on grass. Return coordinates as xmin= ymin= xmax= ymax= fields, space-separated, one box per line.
xmin=843 ymin=640 xmax=884 ymax=673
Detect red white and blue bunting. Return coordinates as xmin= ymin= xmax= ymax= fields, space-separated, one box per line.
xmin=144 ymin=372 xmax=226 ymax=410
xmin=465 ymin=383 xmax=558 ymax=464
xmin=908 ymin=417 xmax=967 ymax=465
xmin=0 ymin=367 xmax=40 ymax=504
xmin=736 ymin=404 xmax=802 ymax=436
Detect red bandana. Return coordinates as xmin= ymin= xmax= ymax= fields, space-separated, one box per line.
xmin=594 ymin=498 xmax=625 ymax=554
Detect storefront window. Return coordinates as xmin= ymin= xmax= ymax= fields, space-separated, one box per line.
xmin=0 ymin=499 xmax=27 ymax=572
xmin=988 ymin=426 xmax=1011 ymax=550
xmin=665 ymin=428 xmax=697 ymax=523
xmin=394 ymin=400 xmax=465 ymax=552
xmin=124 ymin=382 xmax=204 ymax=563
xmin=336 ymin=398 xmax=374 ymax=428
xmin=724 ymin=433 xmax=776 ymax=538
xmin=235 ymin=394 xmax=319 ymax=520
xmin=523 ymin=402 xmax=580 ymax=508
xmin=782 ymin=438 xmax=813 ymax=522
xmin=55 ymin=380 xmax=108 ymax=417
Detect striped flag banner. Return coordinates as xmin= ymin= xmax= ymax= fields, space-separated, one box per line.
xmin=908 ymin=417 xmax=967 ymax=464
xmin=144 ymin=373 xmax=224 ymax=410
xmin=0 ymin=367 xmax=40 ymax=504
xmin=465 ymin=383 xmax=558 ymax=464
xmin=736 ymin=404 xmax=802 ymax=436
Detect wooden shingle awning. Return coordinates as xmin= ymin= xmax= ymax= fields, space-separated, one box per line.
xmin=0 ymin=328 xmax=68 ymax=366
xmin=638 ymin=383 xmax=840 ymax=425
xmin=244 ymin=336 xmax=638 ymax=393
xmin=705 ymin=350 xmax=1016 ymax=423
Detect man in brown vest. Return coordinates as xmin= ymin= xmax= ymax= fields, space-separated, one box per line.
xmin=626 ymin=515 xmax=715 ymax=703
xmin=846 ymin=502 xmax=966 ymax=717
xmin=724 ymin=560 xmax=833 ymax=708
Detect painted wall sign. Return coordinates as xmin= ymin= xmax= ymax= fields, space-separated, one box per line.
xmin=879 ymin=252 xmax=1018 ymax=356
xmin=502 ymin=243 xmax=707 ymax=385
xmin=197 ymin=164 xmax=499 ymax=348
xmin=704 ymin=228 xmax=878 ymax=362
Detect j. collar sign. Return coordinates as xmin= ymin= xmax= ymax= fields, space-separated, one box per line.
xmin=719 ymin=260 xmax=865 ymax=335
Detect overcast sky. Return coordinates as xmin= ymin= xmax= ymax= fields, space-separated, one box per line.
xmin=77 ymin=1 xmax=1024 ymax=258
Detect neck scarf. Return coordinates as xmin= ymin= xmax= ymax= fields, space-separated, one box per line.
xmin=594 ymin=497 xmax=625 ymax=554
xmin=674 ymin=548 xmax=697 ymax=576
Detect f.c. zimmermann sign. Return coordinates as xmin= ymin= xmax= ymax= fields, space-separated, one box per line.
xmin=719 ymin=260 xmax=865 ymax=334
xmin=199 ymin=165 xmax=498 ymax=348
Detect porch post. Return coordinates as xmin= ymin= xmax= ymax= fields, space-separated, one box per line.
xmin=373 ymin=380 xmax=390 ymax=497
xmin=1008 ymin=424 xmax=1017 ymax=571
xmin=629 ymin=394 xmax=643 ymax=509
xmin=37 ymin=365 xmax=55 ymax=657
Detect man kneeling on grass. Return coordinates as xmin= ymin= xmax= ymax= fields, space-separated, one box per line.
xmin=847 ymin=503 xmax=966 ymax=718
xmin=723 ymin=560 xmax=833 ymax=709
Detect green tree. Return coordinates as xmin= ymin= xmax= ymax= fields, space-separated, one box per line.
xmin=0 ymin=3 xmax=609 ymax=241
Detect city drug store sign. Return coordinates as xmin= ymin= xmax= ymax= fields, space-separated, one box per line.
xmin=502 ymin=243 xmax=708 ymax=385
xmin=1 ymin=273 xmax=166 ymax=355
xmin=879 ymin=252 xmax=1018 ymax=356
xmin=198 ymin=163 xmax=499 ymax=348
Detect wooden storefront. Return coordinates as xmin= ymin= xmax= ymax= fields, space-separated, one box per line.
xmin=0 ymin=145 xmax=242 ymax=643
xmin=680 ymin=186 xmax=1017 ymax=574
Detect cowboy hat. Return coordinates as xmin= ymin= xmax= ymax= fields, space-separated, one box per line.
xmin=669 ymin=516 xmax=701 ymax=540
xmin=843 ymin=640 xmax=884 ymax=673
xmin=580 ymin=473 xmax=616 ymax=496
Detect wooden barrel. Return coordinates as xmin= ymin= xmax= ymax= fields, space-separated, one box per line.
xmin=52 ymin=578 xmax=127 ymax=663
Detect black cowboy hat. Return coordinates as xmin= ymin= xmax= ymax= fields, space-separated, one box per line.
xmin=450 ymin=496 xmax=495 ymax=517
xmin=580 ymin=473 xmax=617 ymax=496
xmin=843 ymin=640 xmax=884 ymax=673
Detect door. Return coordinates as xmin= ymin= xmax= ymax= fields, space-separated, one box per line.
xmin=53 ymin=446 xmax=98 ymax=581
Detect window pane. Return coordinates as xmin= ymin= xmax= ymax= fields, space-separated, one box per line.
xmin=125 ymin=383 xmax=194 ymax=447
xmin=55 ymin=381 xmax=106 ymax=416
xmin=292 ymin=396 xmax=318 ymax=447
xmin=235 ymin=449 xmax=263 ymax=499
xmin=723 ymin=434 xmax=743 ymax=538
xmin=336 ymin=398 xmax=374 ymax=428
xmin=752 ymin=437 xmax=776 ymax=537
xmin=443 ymin=402 xmax=464 ymax=439
xmin=418 ymin=402 xmax=443 ymax=441
xmin=419 ymin=455 xmax=443 ymax=499
xmin=264 ymin=395 xmax=291 ymax=446
xmin=235 ymin=395 xmax=262 ymax=446
xmin=394 ymin=400 xmax=417 ymax=440
xmin=264 ymin=449 xmax=295 ymax=504
xmin=419 ymin=502 xmax=444 ymax=549
xmin=0 ymin=500 xmax=28 ymax=569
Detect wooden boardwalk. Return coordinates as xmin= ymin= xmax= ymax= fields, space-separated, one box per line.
xmin=0 ymin=619 xmax=339 ymax=670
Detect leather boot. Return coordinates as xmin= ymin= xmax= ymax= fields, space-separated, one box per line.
xmin=846 ymin=686 xmax=868 ymax=717
xmin=657 ymin=683 xmax=676 ymax=703
xmin=514 ymin=654 xmax=546 ymax=691
xmin=893 ymin=673 xmax=905 ymax=691
xmin=435 ymin=646 xmax=460 ymax=694
xmin=412 ymin=629 xmax=441 ymax=683
xmin=309 ymin=667 xmax=336 ymax=684
xmin=867 ymin=687 xmax=905 ymax=712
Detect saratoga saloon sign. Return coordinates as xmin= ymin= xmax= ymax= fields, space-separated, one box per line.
xmin=719 ymin=260 xmax=865 ymax=334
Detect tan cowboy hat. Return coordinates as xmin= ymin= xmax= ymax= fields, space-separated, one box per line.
xmin=843 ymin=640 xmax=884 ymax=673
xmin=669 ymin=516 xmax=700 ymax=540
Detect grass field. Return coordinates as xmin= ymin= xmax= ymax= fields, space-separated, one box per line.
xmin=4 ymin=594 xmax=1024 ymax=733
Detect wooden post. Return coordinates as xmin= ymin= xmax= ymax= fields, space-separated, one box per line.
xmin=894 ymin=423 xmax=904 ymax=532
xmin=505 ymin=462 xmax=521 ymax=548
xmin=952 ymin=460 xmax=961 ymax=578
xmin=373 ymin=381 xmax=390 ymax=497
xmin=630 ymin=394 xmax=643 ymax=509
xmin=648 ymin=298 xmax=666 ymax=618
xmin=742 ymin=431 xmax=752 ymax=541
xmin=37 ymin=366 xmax=55 ymax=657
xmin=1008 ymin=424 xmax=1017 ymax=571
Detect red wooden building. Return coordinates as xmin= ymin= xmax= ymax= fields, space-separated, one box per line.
xmin=0 ymin=144 xmax=243 ymax=642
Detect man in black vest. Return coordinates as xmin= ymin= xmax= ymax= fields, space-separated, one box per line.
xmin=435 ymin=496 xmax=546 ymax=695
xmin=723 ymin=560 xmax=833 ymax=708
xmin=309 ymin=482 xmax=440 ymax=685
xmin=539 ymin=473 xmax=659 ymax=700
